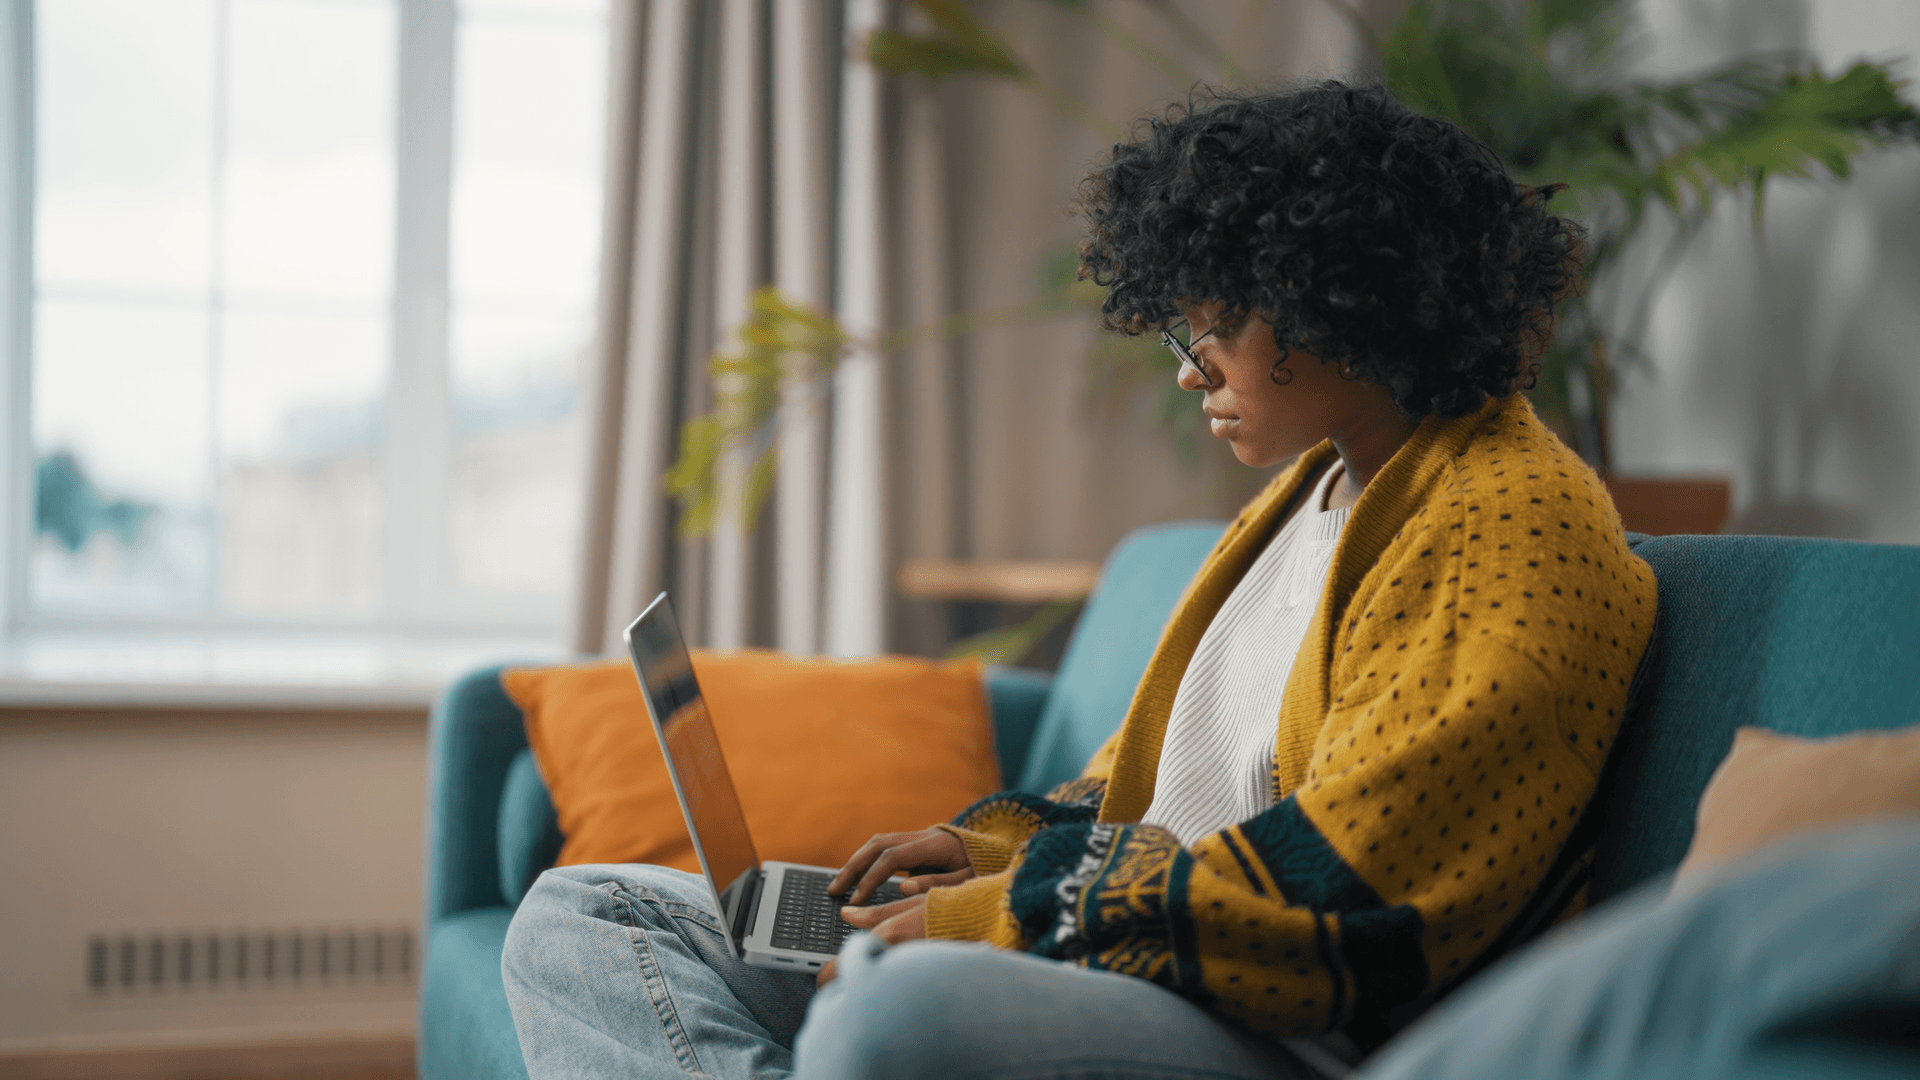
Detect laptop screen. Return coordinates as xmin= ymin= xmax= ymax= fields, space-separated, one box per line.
xmin=623 ymin=594 xmax=760 ymax=908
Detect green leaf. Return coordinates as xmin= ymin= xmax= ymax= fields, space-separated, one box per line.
xmin=866 ymin=1 xmax=1024 ymax=81
xmin=942 ymin=599 xmax=1082 ymax=666
xmin=1382 ymin=1 xmax=1463 ymax=123
xmin=1535 ymin=0 xmax=1622 ymax=38
xmin=663 ymin=415 xmax=727 ymax=538
xmin=867 ymin=29 xmax=1023 ymax=79
xmin=666 ymin=287 xmax=850 ymax=538
xmin=740 ymin=445 xmax=779 ymax=533
xmin=1036 ymin=241 xmax=1107 ymax=312
xmin=912 ymin=0 xmax=998 ymax=40
xmin=1651 ymin=62 xmax=1920 ymax=213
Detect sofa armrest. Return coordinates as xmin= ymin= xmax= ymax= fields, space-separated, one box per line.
xmin=426 ymin=664 xmax=535 ymax=924
xmin=985 ymin=666 xmax=1053 ymax=788
xmin=498 ymin=749 xmax=564 ymax=907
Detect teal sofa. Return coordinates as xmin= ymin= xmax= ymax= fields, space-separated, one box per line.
xmin=420 ymin=524 xmax=1920 ymax=1080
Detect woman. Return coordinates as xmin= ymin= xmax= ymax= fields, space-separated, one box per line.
xmin=503 ymin=81 xmax=1657 ymax=1079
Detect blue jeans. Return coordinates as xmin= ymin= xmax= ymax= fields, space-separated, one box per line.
xmin=502 ymin=864 xmax=1310 ymax=1080
xmin=1360 ymin=820 xmax=1920 ymax=1080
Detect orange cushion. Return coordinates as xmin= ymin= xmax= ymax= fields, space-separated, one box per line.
xmin=503 ymin=651 xmax=1000 ymax=874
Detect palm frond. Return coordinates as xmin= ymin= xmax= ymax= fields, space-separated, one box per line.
xmin=1376 ymin=0 xmax=1917 ymax=467
xmin=1651 ymin=63 xmax=1920 ymax=212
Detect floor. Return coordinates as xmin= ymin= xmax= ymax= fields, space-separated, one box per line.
xmin=0 ymin=1038 xmax=414 ymax=1080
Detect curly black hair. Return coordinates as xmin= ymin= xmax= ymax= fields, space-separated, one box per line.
xmin=1078 ymin=81 xmax=1585 ymax=418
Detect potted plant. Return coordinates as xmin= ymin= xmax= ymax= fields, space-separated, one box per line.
xmin=1359 ymin=0 xmax=1917 ymax=530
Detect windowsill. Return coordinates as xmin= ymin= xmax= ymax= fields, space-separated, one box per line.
xmin=0 ymin=629 xmax=576 ymax=711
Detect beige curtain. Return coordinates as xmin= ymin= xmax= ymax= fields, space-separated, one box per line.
xmin=571 ymin=0 xmax=1376 ymax=658
xmin=572 ymin=0 xmax=849 ymax=656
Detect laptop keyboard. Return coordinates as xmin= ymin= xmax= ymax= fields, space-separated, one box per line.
xmin=768 ymin=869 xmax=904 ymax=955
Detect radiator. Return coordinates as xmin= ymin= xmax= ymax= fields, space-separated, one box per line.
xmin=83 ymin=927 xmax=416 ymax=996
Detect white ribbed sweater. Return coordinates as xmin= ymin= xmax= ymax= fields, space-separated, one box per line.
xmin=1142 ymin=462 xmax=1350 ymax=846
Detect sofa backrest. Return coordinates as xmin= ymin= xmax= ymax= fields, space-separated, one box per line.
xmin=1589 ymin=535 xmax=1920 ymax=901
xmin=445 ymin=529 xmax=1918 ymax=917
xmin=1011 ymin=527 xmax=1920 ymax=905
xmin=1015 ymin=522 xmax=1227 ymax=793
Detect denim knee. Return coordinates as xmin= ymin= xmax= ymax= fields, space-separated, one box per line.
xmin=503 ymin=868 xmax=584 ymax=985
xmin=794 ymin=940 xmax=1001 ymax=1079
xmin=506 ymin=868 xmax=659 ymax=973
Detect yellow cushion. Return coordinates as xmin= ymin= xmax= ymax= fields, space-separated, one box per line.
xmin=503 ymin=651 xmax=1000 ymax=874
xmin=1674 ymin=724 xmax=1920 ymax=890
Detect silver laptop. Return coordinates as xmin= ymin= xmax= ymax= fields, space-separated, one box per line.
xmin=622 ymin=592 xmax=904 ymax=971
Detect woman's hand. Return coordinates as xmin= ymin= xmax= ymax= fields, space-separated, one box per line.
xmin=815 ymin=893 xmax=927 ymax=986
xmin=828 ymin=827 xmax=974 ymax=903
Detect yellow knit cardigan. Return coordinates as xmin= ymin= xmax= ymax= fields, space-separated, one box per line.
xmin=922 ymin=393 xmax=1657 ymax=1039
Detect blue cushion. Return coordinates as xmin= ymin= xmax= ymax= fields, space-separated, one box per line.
xmin=1359 ymin=821 xmax=1920 ymax=1080
xmin=1015 ymin=522 xmax=1226 ymax=794
xmin=1590 ymin=536 xmax=1920 ymax=900
xmin=418 ymin=908 xmax=529 ymax=1080
xmin=497 ymin=750 xmax=564 ymax=909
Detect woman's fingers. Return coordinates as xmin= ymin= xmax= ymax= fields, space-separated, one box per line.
xmin=854 ymin=830 xmax=968 ymax=903
xmin=850 ymin=839 xmax=935 ymax=902
xmin=827 ymin=832 xmax=922 ymax=896
xmin=839 ymin=895 xmax=929 ymax=940
xmin=821 ymin=896 xmax=931 ymax=987
xmin=897 ymin=869 xmax=974 ymax=895
xmin=838 ymin=893 xmax=922 ymax=928
xmin=831 ymin=828 xmax=972 ymax=903
xmin=872 ymin=896 xmax=928 ymax=946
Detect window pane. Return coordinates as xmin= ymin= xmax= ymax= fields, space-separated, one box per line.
xmin=462 ymin=1 xmax=605 ymax=18
xmin=30 ymin=299 xmax=214 ymax=613
xmin=25 ymin=0 xmax=595 ymax=629
xmin=217 ymin=308 xmax=386 ymax=612
xmin=448 ymin=306 xmax=585 ymax=595
xmin=450 ymin=12 xmax=604 ymax=301
xmin=224 ymin=0 xmax=395 ymax=302
xmin=35 ymin=0 xmax=216 ymax=294
xmin=445 ymin=4 xmax=603 ymax=597
xmin=218 ymin=306 xmax=387 ymax=462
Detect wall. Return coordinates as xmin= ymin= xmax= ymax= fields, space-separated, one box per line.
xmin=0 ymin=706 xmax=425 ymax=1055
xmin=1613 ymin=0 xmax=1920 ymax=542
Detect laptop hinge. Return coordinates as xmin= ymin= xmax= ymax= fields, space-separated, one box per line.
xmin=726 ymin=867 xmax=764 ymax=951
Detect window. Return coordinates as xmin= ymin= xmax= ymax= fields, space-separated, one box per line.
xmin=6 ymin=0 xmax=605 ymax=634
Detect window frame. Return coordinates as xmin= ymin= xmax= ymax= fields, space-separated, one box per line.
xmin=3 ymin=1 xmax=34 ymax=641
xmin=1 ymin=0 xmax=596 ymax=640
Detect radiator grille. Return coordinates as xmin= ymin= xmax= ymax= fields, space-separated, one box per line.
xmin=84 ymin=927 xmax=415 ymax=995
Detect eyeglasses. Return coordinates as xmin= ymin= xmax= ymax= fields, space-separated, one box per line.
xmin=1160 ymin=320 xmax=1217 ymax=389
